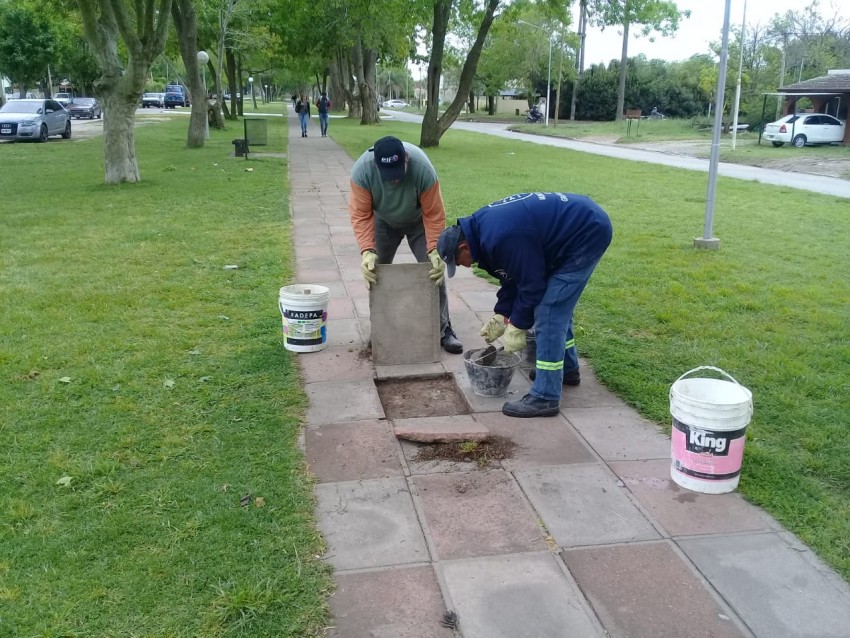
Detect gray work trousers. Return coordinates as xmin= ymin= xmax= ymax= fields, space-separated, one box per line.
xmin=373 ymin=215 xmax=450 ymax=335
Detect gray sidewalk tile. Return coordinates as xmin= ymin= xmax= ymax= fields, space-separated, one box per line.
xmin=328 ymin=565 xmax=453 ymax=638
xmin=296 ymin=345 xmax=372 ymax=384
xmin=457 ymin=289 xmax=499 ymax=312
xmin=562 ymin=541 xmax=747 ymax=638
xmin=515 ymin=464 xmax=660 ymax=547
xmin=327 ymin=296 xmax=355 ymax=319
xmin=441 ymin=552 xmax=605 ymax=638
xmin=305 ymin=420 xmax=403 ymax=482
xmin=325 ymin=318 xmax=364 ymax=347
xmin=679 ymin=532 xmax=850 ymax=638
xmin=393 ymin=415 xmax=488 ymax=443
xmin=559 ymin=373 xmax=635 ymax=409
xmin=295 ymin=244 xmax=335 ymax=259
xmin=474 ymin=412 xmax=596 ymax=469
xmin=352 ymin=295 xmax=370 ymax=318
xmin=374 ymin=362 xmax=446 ymax=379
xmin=610 ymin=459 xmax=775 ymax=536
xmin=296 ymin=267 xmax=341 ymax=282
xmin=310 ymin=280 xmax=348 ymax=298
xmin=412 ymin=471 xmax=547 ymax=560
xmin=563 ymin=406 xmax=670 ymax=460
xmin=305 ymin=379 xmax=384 ymax=424
xmin=315 ymin=478 xmax=429 ymax=570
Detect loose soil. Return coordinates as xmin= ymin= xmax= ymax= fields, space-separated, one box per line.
xmin=413 ymin=435 xmax=517 ymax=468
xmin=376 ymin=376 xmax=471 ymax=419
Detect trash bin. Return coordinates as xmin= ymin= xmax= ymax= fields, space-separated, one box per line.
xmin=232 ymin=138 xmax=248 ymax=157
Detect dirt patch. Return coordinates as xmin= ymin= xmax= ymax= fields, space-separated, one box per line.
xmin=413 ymin=435 xmax=517 ymax=468
xmin=376 ymin=376 xmax=470 ymax=419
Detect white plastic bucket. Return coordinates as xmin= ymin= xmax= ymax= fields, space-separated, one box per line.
xmin=669 ymin=366 xmax=753 ymax=494
xmin=279 ymin=284 xmax=330 ymax=353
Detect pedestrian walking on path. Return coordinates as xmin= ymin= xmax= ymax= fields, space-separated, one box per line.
xmin=315 ymin=92 xmax=331 ymax=137
xmin=295 ymin=93 xmax=311 ymax=137
xmin=348 ymin=135 xmax=463 ymax=354
xmin=438 ymin=191 xmax=612 ymax=416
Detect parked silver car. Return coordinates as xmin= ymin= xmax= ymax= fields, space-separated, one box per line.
xmin=0 ymin=99 xmax=71 ymax=142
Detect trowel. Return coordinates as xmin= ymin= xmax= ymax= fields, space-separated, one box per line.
xmin=473 ymin=344 xmax=503 ymax=366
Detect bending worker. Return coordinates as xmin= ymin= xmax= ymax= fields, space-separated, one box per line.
xmin=437 ymin=192 xmax=613 ymax=417
xmin=349 ymin=135 xmax=463 ymax=354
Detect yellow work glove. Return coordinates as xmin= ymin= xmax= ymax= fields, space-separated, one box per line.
xmin=428 ymin=249 xmax=446 ymax=287
xmin=361 ymin=250 xmax=378 ymax=289
xmin=479 ymin=314 xmax=507 ymax=343
xmin=502 ymin=324 xmax=527 ymax=354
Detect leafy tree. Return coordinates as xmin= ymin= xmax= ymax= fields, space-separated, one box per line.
xmin=0 ymin=4 xmax=56 ymax=98
xmin=589 ymin=0 xmax=688 ymax=120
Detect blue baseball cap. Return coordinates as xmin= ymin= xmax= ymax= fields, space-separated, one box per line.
xmin=437 ymin=225 xmax=463 ymax=278
xmin=372 ymin=136 xmax=406 ymax=181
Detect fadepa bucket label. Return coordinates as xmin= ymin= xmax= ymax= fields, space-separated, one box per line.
xmin=669 ymin=366 xmax=753 ymax=494
xmin=279 ymin=284 xmax=330 ymax=353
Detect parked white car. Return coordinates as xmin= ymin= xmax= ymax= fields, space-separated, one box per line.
xmin=763 ymin=113 xmax=846 ymax=147
xmin=0 ymin=98 xmax=71 ymax=142
xmin=382 ymin=99 xmax=408 ymax=109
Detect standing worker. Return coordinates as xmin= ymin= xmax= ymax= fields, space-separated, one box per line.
xmin=437 ymin=192 xmax=613 ymax=417
xmin=315 ymin=92 xmax=331 ymax=138
xmin=348 ymin=136 xmax=463 ymax=354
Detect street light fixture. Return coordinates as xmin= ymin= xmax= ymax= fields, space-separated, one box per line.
xmin=518 ymin=19 xmax=553 ymax=126
xmin=248 ymin=76 xmax=256 ymax=110
xmin=196 ymin=50 xmax=210 ymax=139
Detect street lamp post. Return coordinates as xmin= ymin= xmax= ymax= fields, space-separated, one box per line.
xmin=196 ymin=50 xmax=210 ymax=139
xmin=731 ymin=0 xmax=747 ymax=151
xmin=264 ymin=84 xmax=269 ymax=103
xmin=249 ymin=76 xmax=256 ymax=110
xmin=519 ymin=20 xmax=553 ymax=126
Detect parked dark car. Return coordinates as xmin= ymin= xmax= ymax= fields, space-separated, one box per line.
xmin=0 ymin=98 xmax=71 ymax=142
xmin=141 ymin=92 xmax=165 ymax=108
xmin=164 ymin=84 xmax=190 ymax=108
xmin=68 ymin=97 xmax=102 ymax=119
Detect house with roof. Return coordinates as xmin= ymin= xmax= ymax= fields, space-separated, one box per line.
xmin=776 ymin=69 xmax=850 ymax=144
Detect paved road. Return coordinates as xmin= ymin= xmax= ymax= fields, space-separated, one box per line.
xmin=383 ymin=110 xmax=850 ymax=199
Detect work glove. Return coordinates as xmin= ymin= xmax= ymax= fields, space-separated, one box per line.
xmin=428 ymin=249 xmax=446 ymax=287
xmin=361 ymin=250 xmax=378 ymax=289
xmin=502 ymin=324 xmax=527 ymax=354
xmin=479 ymin=314 xmax=507 ymax=344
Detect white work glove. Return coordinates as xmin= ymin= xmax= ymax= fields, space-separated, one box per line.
xmin=479 ymin=314 xmax=507 ymax=343
xmin=361 ymin=251 xmax=378 ymax=289
xmin=502 ymin=324 xmax=527 ymax=354
xmin=428 ymin=249 xmax=446 ymax=287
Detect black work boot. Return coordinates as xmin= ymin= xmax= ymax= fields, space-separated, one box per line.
xmin=528 ymin=368 xmax=581 ymax=386
xmin=502 ymin=394 xmax=560 ymax=418
xmin=440 ymin=325 xmax=463 ymax=354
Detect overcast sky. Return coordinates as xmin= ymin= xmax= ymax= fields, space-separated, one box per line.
xmin=578 ymin=0 xmax=845 ymax=65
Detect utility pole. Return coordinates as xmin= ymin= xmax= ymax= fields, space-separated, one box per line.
xmin=731 ymin=0 xmax=747 ymax=151
xmin=554 ymin=30 xmax=564 ymax=127
xmin=570 ymin=0 xmax=587 ymax=121
xmin=776 ymin=31 xmax=788 ymax=119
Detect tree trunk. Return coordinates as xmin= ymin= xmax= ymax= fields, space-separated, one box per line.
xmin=226 ymin=47 xmax=238 ymax=120
xmin=171 ymin=0 xmax=206 ymax=147
xmin=420 ymin=0 xmax=499 ymax=147
xmin=468 ymin=90 xmax=475 ymax=113
xmin=570 ymin=1 xmax=586 ymax=121
xmin=354 ymin=40 xmax=379 ymax=125
xmin=615 ymin=19 xmax=630 ymax=121
xmin=487 ymin=95 xmax=495 ymax=115
xmin=102 ymin=95 xmax=140 ymax=183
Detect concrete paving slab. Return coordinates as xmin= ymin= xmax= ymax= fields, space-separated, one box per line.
xmin=328 ymin=565 xmax=454 ymax=638
xmin=315 ymin=478 xmax=429 ymax=570
xmin=297 ymin=255 xmax=337 ymax=271
xmin=679 ymin=532 xmax=850 ymax=638
xmin=457 ymin=289 xmax=499 ymax=312
xmin=305 ymin=379 xmax=385 ymax=424
xmin=327 ymin=296 xmax=355 ymax=319
xmin=393 ymin=415 xmax=489 ymax=443
xmin=514 ymin=464 xmax=660 ymax=547
xmin=325 ymin=318 xmax=364 ymax=347
xmin=610 ymin=459 xmax=775 ymax=536
xmin=295 ymin=244 xmax=336 ymax=260
xmin=331 ymin=240 xmax=360 ymax=256
xmin=297 ymin=345 xmax=372 ymax=384
xmin=292 ymin=231 xmax=331 ymax=246
xmin=296 ymin=267 xmax=342 ymax=282
xmin=305 ymin=420 xmax=404 ymax=482
xmin=559 ymin=368 xmax=633 ymax=409
xmin=562 ymin=541 xmax=747 ymax=638
xmin=310 ymin=280 xmax=348 ymax=298
xmin=441 ymin=552 xmax=605 ymax=638
xmin=563 ymin=406 xmax=670 ymax=461
xmin=374 ymin=362 xmax=445 ymax=379
xmin=370 ymin=263 xmax=440 ymax=365
xmin=412 ymin=471 xmax=547 ymax=560
xmin=340 ymin=266 xmax=363 ymax=282
xmin=474 ymin=412 xmax=596 ymax=469
xmin=352 ymin=295 xmax=370 ymax=318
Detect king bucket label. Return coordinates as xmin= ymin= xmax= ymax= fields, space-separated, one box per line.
xmin=282 ymin=308 xmax=326 ymax=346
xmin=671 ymin=418 xmax=747 ymax=481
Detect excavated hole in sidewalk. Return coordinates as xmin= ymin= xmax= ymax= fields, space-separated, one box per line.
xmin=375 ymin=376 xmax=470 ymax=419
xmin=412 ymin=436 xmax=517 ymax=468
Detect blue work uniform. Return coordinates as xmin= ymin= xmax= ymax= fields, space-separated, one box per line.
xmin=458 ymin=192 xmax=613 ymax=401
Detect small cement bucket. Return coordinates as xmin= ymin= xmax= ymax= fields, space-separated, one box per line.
xmin=464 ymin=348 xmax=520 ymax=397
xmin=670 ymin=366 xmax=753 ymax=494
xmin=279 ymin=284 xmax=330 ymax=353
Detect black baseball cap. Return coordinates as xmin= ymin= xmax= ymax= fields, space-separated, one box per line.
xmin=437 ymin=225 xmax=463 ymax=278
xmin=372 ymin=136 xmax=406 ymax=181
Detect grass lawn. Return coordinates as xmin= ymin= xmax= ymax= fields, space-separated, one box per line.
xmin=1 ymin=113 xmax=331 ymax=635
xmin=329 ymin=117 xmax=850 ymax=581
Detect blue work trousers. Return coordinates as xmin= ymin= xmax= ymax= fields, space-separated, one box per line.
xmin=530 ymin=258 xmax=603 ymax=401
